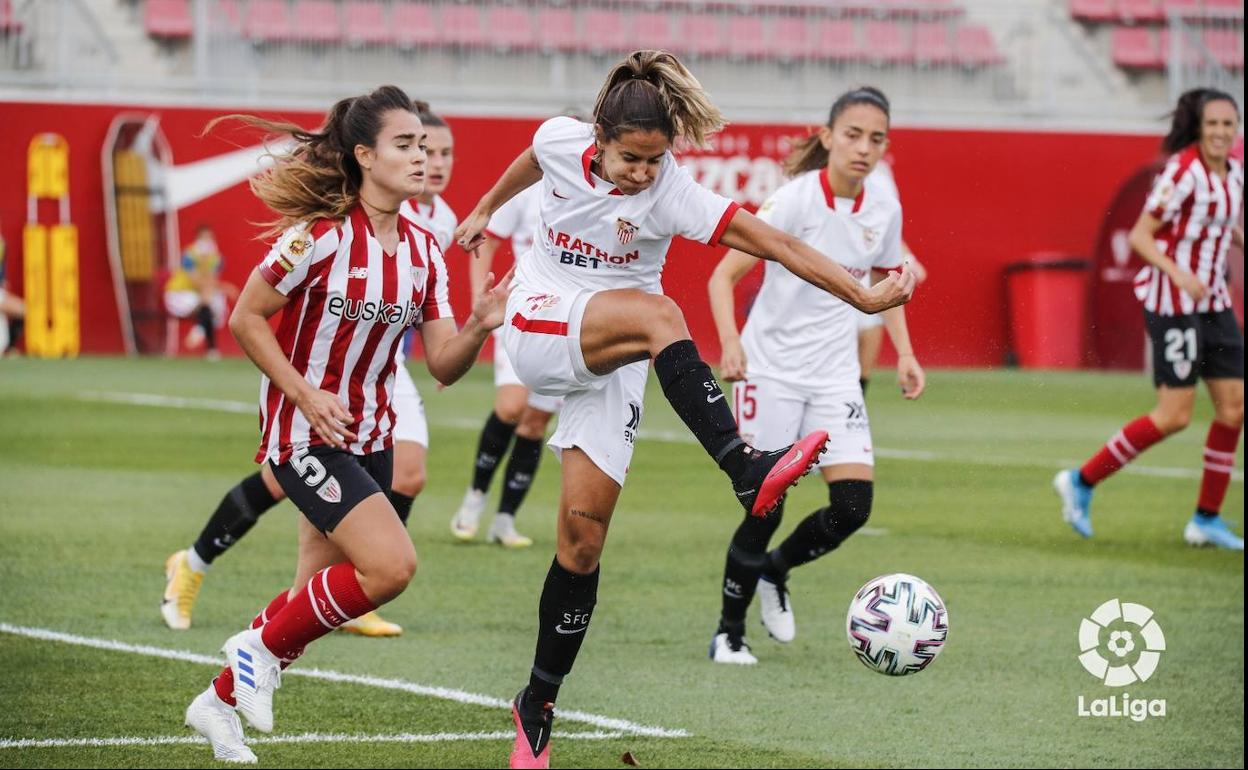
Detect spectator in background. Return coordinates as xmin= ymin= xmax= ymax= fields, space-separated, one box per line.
xmin=164 ymin=224 xmax=237 ymax=360
xmin=0 ymin=224 xmax=25 ymax=355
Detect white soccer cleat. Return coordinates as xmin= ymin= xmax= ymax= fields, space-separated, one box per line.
xmin=709 ymin=632 xmax=758 ymax=665
xmin=451 ymin=489 xmax=487 ymax=541
xmin=487 ymin=513 xmax=533 ymax=549
xmin=185 ymin=686 xmax=257 ymax=764
xmin=757 ymin=576 xmax=795 ymax=643
xmin=222 ymin=628 xmax=281 ymax=734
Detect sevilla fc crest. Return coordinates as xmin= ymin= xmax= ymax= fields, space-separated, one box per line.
xmin=862 ymin=227 xmax=879 ymax=250
xmin=616 ymin=218 xmax=638 ymax=245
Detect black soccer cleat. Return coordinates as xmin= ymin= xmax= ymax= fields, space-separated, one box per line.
xmin=731 ymin=431 xmax=829 ymax=517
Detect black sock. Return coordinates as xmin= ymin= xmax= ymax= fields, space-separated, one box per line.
xmin=192 ymin=472 xmax=279 ymax=564
xmin=859 ymin=377 xmax=869 ymax=394
xmin=472 ymin=411 xmax=517 ymax=493
xmin=195 ymin=305 xmax=216 ymax=350
xmin=529 ymin=558 xmax=599 ymax=705
xmin=767 ymin=480 xmax=873 ymax=577
xmin=8 ymin=317 xmax=23 ymax=347
xmin=1196 ymin=508 xmax=1219 ymax=520
xmin=499 ymin=436 xmax=543 ymax=517
xmin=389 ymin=490 xmax=415 ymax=525
xmin=653 ymin=340 xmax=744 ymax=473
xmin=721 ymin=499 xmax=785 ymax=626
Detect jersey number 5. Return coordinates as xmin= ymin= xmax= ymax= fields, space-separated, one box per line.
xmin=291 ymin=451 xmax=328 ymax=487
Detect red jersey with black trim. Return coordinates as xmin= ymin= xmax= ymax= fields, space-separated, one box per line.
xmin=255 ymin=204 xmax=452 ymax=464
xmin=1135 ymin=147 xmax=1243 ymax=316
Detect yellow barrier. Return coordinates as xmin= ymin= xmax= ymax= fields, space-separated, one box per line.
xmin=25 ymin=133 xmax=78 ymax=358
xmin=22 ymin=223 xmax=48 ymax=356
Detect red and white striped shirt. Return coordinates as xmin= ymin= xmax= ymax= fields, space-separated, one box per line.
xmin=1134 ymin=147 xmax=1243 ymax=316
xmin=254 ymin=204 xmax=453 ymax=464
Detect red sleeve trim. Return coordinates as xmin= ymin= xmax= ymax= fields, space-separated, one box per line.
xmin=707 ymin=201 xmax=742 ymax=247
xmin=259 ymin=263 xmax=286 ymax=288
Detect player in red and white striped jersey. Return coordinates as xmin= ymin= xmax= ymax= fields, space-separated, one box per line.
xmin=1056 ymin=88 xmax=1244 ymax=550
xmin=182 ymin=87 xmax=511 ymax=763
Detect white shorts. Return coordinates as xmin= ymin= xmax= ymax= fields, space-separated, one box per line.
xmin=733 ymin=375 xmax=873 ymax=468
xmin=502 ymin=287 xmax=643 ymax=486
xmin=857 ymin=309 xmax=884 ymax=332
xmin=492 ymin=328 xmax=564 ymax=414
xmin=392 ymin=364 xmax=429 ymax=447
xmin=164 ymin=290 xmax=227 ymax=326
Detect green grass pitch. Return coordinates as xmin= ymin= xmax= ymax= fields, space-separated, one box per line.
xmin=0 ymin=357 xmax=1242 ymax=768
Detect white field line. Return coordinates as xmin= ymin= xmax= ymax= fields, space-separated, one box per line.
xmin=76 ymin=390 xmax=1244 ymax=483
xmin=0 ymin=623 xmax=689 ymax=739
xmin=0 ymin=730 xmax=625 ymax=751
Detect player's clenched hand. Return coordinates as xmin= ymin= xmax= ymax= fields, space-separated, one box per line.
xmin=862 ymin=263 xmax=917 ymax=313
xmin=719 ymin=338 xmax=748 ymax=382
xmin=470 ymin=265 xmax=515 ymax=331
xmin=455 ymin=210 xmax=491 ymax=254
xmin=1172 ymin=269 xmax=1207 ymax=302
xmin=295 ymin=388 xmax=356 ymax=449
xmin=896 ymin=354 xmax=925 ymax=401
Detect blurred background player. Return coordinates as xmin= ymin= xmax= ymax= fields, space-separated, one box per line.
xmin=163 ymin=224 xmax=238 ymax=360
xmin=183 ymin=86 xmax=511 ymax=762
xmin=454 ymin=51 xmax=914 ymax=769
xmin=0 ymin=224 xmax=25 ymax=355
xmin=449 ymin=180 xmax=560 ymax=549
xmin=161 ymin=102 xmax=459 ymax=638
xmin=707 ymin=87 xmax=924 ymax=664
xmin=1055 ymin=88 xmax=1244 ymax=550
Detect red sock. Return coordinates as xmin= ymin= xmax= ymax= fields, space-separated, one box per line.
xmin=260 ymin=562 xmax=376 ymax=661
xmin=1198 ymin=421 xmax=1241 ymax=514
xmin=213 ymin=591 xmax=294 ymax=706
xmin=1080 ymin=415 xmax=1165 ymax=486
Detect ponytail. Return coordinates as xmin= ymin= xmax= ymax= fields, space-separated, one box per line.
xmin=592 ymin=50 xmax=726 ymax=148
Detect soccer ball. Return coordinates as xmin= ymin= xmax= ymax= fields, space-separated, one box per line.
xmin=846 ymin=573 xmax=949 ymax=676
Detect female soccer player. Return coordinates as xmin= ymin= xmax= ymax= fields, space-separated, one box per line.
xmin=705 ymin=87 xmax=923 ymax=664
xmin=453 ymin=51 xmax=915 ymax=768
xmin=182 ymin=86 xmax=511 ymax=763
xmin=161 ymin=103 xmax=458 ymax=639
xmin=450 ymin=182 xmax=559 ymax=548
xmin=1055 ymin=88 xmax=1244 ymax=550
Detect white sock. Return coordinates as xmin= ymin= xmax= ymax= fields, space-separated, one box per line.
xmin=185 ymin=546 xmax=210 ymax=573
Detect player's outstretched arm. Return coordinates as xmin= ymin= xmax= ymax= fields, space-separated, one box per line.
xmin=229 ymin=270 xmax=356 ymax=449
xmin=707 ymin=248 xmax=758 ymax=381
xmin=717 ymin=208 xmax=915 ymax=313
xmin=422 ymin=266 xmax=515 ymax=386
xmin=456 ymin=148 xmax=543 ymax=254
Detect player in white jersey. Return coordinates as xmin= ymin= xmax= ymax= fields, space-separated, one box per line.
xmin=453 ymin=52 xmax=915 ymax=769
xmin=182 ymin=87 xmax=511 ymax=763
xmin=450 ymin=182 xmax=560 ymax=548
xmin=706 ymin=87 xmax=924 ymax=664
xmin=1056 ymin=88 xmax=1244 ymax=550
xmin=160 ymin=104 xmax=457 ymax=638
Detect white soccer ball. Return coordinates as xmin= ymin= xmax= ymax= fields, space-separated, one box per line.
xmin=846 ymin=573 xmax=949 ymax=676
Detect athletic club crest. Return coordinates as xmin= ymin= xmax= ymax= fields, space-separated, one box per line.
xmin=616 ymin=218 xmax=638 ymax=245
xmin=1173 ymin=360 xmax=1192 ymax=381
xmin=316 ymin=476 xmax=342 ymax=504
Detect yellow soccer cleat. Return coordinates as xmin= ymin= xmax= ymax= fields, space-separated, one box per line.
xmin=161 ymin=550 xmax=205 ymax=630
xmin=338 ymin=610 xmax=403 ymax=637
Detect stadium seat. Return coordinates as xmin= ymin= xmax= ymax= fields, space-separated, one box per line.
xmin=771 ymin=15 xmax=815 ymax=62
xmin=216 ymin=0 xmax=244 ymax=31
xmin=727 ymin=16 xmax=770 ymax=60
xmin=913 ymin=22 xmax=955 ymax=65
xmin=1069 ymin=0 xmax=1119 ymax=23
xmin=1203 ymin=28 xmax=1244 ymax=69
xmin=1202 ymin=0 xmax=1243 ymax=10
xmin=487 ymin=6 xmax=536 ymax=52
xmin=440 ymin=4 xmax=488 ymax=48
xmin=292 ymin=0 xmax=342 ymax=44
xmin=534 ymin=7 xmax=578 ymax=53
xmin=145 ymin=0 xmax=192 ymax=40
xmin=863 ymin=21 xmax=913 ymax=64
xmin=676 ymin=14 xmax=728 ymax=58
xmin=1111 ymin=25 xmax=1162 ymax=68
xmin=633 ymin=11 xmax=676 ymax=53
xmin=954 ymin=23 xmax=1003 ymax=66
xmin=343 ymin=0 xmax=394 ymax=46
xmin=391 ymin=2 xmax=438 ymax=49
xmin=1159 ymin=0 xmax=1201 ymax=19
xmin=1118 ymin=0 xmax=1164 ymax=23
xmin=583 ymin=10 xmax=630 ymax=55
xmin=811 ymin=19 xmax=862 ymax=62
xmin=245 ymin=0 xmax=293 ymax=43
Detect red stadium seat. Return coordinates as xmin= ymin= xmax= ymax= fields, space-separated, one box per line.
xmin=1069 ymin=0 xmax=1119 ymax=23
xmin=245 ymin=0 xmax=293 ymax=43
xmin=440 ymin=4 xmax=488 ymax=48
xmin=145 ymin=0 xmax=192 ymax=40
xmin=633 ymin=11 xmax=676 ymax=53
xmin=727 ymin=16 xmax=769 ymax=60
xmin=811 ymin=19 xmax=862 ymax=62
xmin=676 ymin=14 xmax=728 ymax=58
xmin=1202 ymin=0 xmax=1243 ymax=10
xmin=1159 ymin=0 xmax=1201 ymax=19
xmin=771 ymin=15 xmax=814 ymax=61
xmin=1118 ymin=0 xmax=1164 ymax=23
xmin=488 ymin=7 xmax=536 ymax=52
xmin=391 ymin=2 xmax=438 ymax=49
xmin=863 ymin=21 xmax=913 ymax=64
xmin=0 ymin=0 xmax=18 ymax=33
xmin=343 ymin=1 xmax=394 ymax=46
xmin=583 ymin=10 xmax=631 ymax=54
xmin=292 ymin=0 xmax=342 ymax=44
xmin=217 ymin=0 xmax=244 ymax=31
xmin=534 ymin=7 xmax=578 ymax=53
xmin=1111 ymin=25 xmax=1162 ymax=68
xmin=913 ymin=22 xmax=954 ymax=65
xmin=1204 ymin=28 xmax=1244 ymax=69
xmin=954 ymin=23 xmax=1003 ymax=66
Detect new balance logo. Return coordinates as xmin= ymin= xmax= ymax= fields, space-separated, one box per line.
xmin=347 ymin=266 xmax=369 ymax=279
